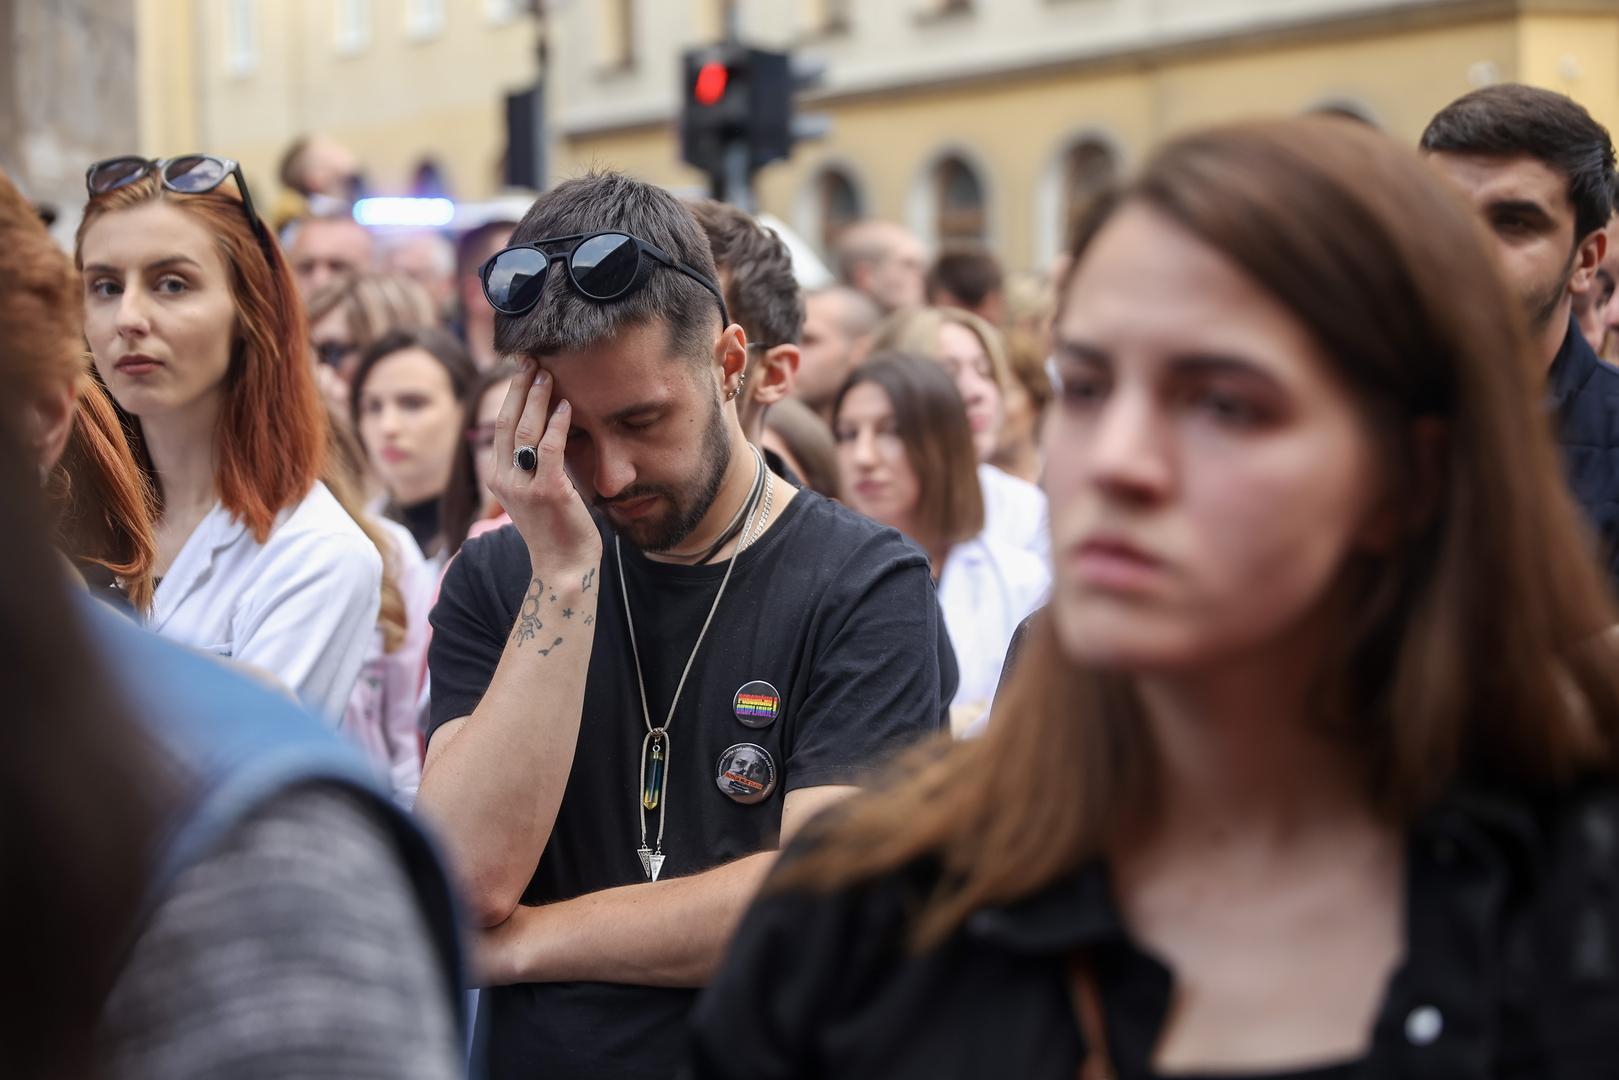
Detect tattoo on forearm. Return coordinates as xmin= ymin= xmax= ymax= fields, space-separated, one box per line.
xmin=537 ymin=637 xmax=563 ymax=656
xmin=582 ymin=568 xmax=596 ymax=593
xmin=562 ymin=608 xmax=573 ymax=619
xmin=514 ymin=578 xmax=544 ymax=646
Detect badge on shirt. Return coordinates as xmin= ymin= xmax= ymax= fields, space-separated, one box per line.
xmin=732 ymin=679 xmax=781 ymax=728
xmin=715 ymin=742 xmax=777 ymax=804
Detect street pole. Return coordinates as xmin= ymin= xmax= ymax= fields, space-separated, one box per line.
xmin=718 ymin=0 xmax=754 ymax=211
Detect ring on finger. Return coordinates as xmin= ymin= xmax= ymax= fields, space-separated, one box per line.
xmin=512 ymin=445 xmax=539 ymax=472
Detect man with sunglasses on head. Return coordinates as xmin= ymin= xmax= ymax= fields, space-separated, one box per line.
xmin=416 ymin=171 xmax=951 ymax=1078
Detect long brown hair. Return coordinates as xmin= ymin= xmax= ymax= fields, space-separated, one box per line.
xmin=832 ymin=351 xmax=984 ymax=546
xmin=0 ymin=166 xmax=156 ymax=610
xmin=76 ymin=172 xmax=326 ymax=543
xmin=781 ymin=117 xmax=1619 ymax=947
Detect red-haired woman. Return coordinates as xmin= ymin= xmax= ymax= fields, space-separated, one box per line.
xmin=691 ymin=118 xmax=1619 ymax=1077
xmin=0 ymin=166 xmax=156 ymax=613
xmin=77 ymin=155 xmax=380 ymax=721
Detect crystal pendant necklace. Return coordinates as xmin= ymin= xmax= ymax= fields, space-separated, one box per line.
xmin=617 ymin=444 xmax=768 ymax=881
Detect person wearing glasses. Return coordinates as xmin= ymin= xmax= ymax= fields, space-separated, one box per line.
xmin=415 ymin=171 xmax=951 ymax=1078
xmin=306 ymin=270 xmax=439 ymax=413
xmin=77 ymin=154 xmax=381 ymax=723
xmin=688 ymin=118 xmax=1619 ymax=1079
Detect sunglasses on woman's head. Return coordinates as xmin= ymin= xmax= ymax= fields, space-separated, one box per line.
xmin=479 ymin=231 xmax=731 ymax=328
xmin=85 ymin=154 xmax=277 ymax=267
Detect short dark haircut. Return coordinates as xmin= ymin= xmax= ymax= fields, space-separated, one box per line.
xmin=833 ymin=350 xmax=984 ymax=544
xmin=492 ymin=171 xmax=722 ymax=366
xmin=687 ymin=198 xmax=804 ymax=347
xmin=925 ymin=249 xmax=1004 ymax=309
xmin=1421 ymin=84 xmax=1617 ymax=241
xmin=349 ymin=325 xmax=478 ymax=432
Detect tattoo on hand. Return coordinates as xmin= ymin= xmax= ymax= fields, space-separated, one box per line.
xmin=514 ymin=578 xmax=544 ymax=645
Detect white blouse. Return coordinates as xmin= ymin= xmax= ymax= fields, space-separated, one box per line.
xmin=149 ymin=481 xmax=382 ymax=723
xmin=937 ymin=534 xmax=1050 ymax=735
xmin=978 ymin=463 xmax=1050 ymax=570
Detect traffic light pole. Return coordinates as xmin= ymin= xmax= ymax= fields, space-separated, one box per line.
xmin=716 ymin=0 xmax=754 ymax=210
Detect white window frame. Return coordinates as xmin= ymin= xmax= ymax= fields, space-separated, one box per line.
xmin=406 ymin=0 xmax=447 ymax=41
xmin=485 ymin=0 xmax=523 ymax=24
xmin=224 ymin=0 xmax=258 ymax=78
xmin=335 ymin=0 xmax=373 ymax=56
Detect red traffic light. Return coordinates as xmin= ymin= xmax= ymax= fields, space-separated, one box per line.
xmin=694 ymin=61 xmax=729 ymax=107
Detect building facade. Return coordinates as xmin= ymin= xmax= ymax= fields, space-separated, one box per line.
xmin=131 ymin=0 xmax=1619 ymax=271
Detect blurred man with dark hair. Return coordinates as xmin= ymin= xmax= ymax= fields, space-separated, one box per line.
xmin=926 ymin=249 xmax=1006 ymax=326
xmin=687 ymin=199 xmax=803 ymax=449
xmin=834 ymin=219 xmax=928 ymax=313
xmin=452 ymin=219 xmax=517 ymax=371
xmin=1423 ymin=84 xmax=1619 ymax=584
xmin=798 ymin=285 xmax=881 ymax=420
xmin=1574 ymin=214 xmax=1618 ymax=361
xmin=286 ymin=214 xmax=375 ymax=300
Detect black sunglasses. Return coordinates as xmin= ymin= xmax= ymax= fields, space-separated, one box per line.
xmin=85 ymin=154 xmax=277 ymax=267
xmin=480 ymin=231 xmax=730 ymax=327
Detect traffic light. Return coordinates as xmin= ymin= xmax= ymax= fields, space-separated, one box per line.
xmin=679 ymin=43 xmax=827 ymax=206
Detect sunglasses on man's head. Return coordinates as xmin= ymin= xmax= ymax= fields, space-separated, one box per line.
xmin=479 ymin=231 xmax=730 ymax=327
xmin=85 ymin=154 xmax=277 ymax=267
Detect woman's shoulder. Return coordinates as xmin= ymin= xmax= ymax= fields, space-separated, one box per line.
xmin=263 ymin=482 xmax=381 ymax=563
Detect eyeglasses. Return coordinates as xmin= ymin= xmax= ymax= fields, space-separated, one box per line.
xmin=85 ymin=154 xmax=276 ymax=267
xmin=479 ymin=231 xmax=730 ymax=327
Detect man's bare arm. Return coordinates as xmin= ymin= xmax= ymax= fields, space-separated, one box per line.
xmin=474 ymin=785 xmax=856 ymax=986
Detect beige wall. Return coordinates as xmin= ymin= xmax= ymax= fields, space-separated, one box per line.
xmin=557 ymin=10 xmax=1615 ymax=271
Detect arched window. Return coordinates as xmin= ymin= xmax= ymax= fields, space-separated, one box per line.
xmin=1061 ymin=139 xmax=1119 ymax=250
xmin=933 ymin=155 xmax=985 ymax=250
xmin=816 ymin=167 xmax=863 ymax=254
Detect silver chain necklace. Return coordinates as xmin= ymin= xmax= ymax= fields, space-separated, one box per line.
xmin=616 ymin=444 xmax=768 ymax=881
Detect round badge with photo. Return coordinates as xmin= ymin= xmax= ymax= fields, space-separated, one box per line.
xmin=731 ymin=680 xmax=781 ymax=729
xmin=715 ymin=742 xmax=777 ymax=804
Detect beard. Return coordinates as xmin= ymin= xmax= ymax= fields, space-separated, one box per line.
xmin=1523 ymin=248 xmax=1578 ymax=336
xmin=596 ymin=390 xmax=732 ymax=553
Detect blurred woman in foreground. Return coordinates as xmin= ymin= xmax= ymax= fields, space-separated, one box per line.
xmin=691 ymin=118 xmax=1619 ymax=1077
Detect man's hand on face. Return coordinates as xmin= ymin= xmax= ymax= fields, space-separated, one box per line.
xmin=492 ymin=359 xmax=602 ymax=573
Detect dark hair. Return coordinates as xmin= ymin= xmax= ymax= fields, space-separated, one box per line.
xmin=443 ymin=361 xmax=519 ymax=558
xmin=926 ymin=249 xmax=1004 ymax=309
xmin=277 ymin=135 xmax=313 ymax=193
xmin=687 ymin=198 xmax=804 ymax=347
xmin=493 ymin=171 xmax=723 ymax=366
xmin=1421 ymin=83 xmax=1618 ymax=240
xmin=455 ymin=218 xmax=519 ymax=283
xmin=782 ymin=116 xmax=1619 ymax=946
xmin=833 ymin=350 xmax=984 ymax=545
xmin=0 ymin=411 xmax=169 ymax=1076
xmin=763 ymin=396 xmax=841 ymax=500
xmin=348 ymin=325 xmax=478 ymax=433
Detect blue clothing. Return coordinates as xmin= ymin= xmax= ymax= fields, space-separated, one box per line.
xmin=1548 ymin=315 xmax=1619 ymax=590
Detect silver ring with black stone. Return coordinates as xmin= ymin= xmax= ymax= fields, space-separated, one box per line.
xmin=512 ymin=445 xmax=539 ymax=472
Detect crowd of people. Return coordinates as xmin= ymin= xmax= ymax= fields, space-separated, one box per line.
xmin=7 ymin=81 xmax=1619 ymax=1078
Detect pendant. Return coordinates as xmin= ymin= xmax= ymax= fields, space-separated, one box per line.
xmin=637 ymin=844 xmax=666 ymax=882
xmin=642 ymin=732 xmax=666 ymax=810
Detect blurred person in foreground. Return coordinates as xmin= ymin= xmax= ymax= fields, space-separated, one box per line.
xmin=2 ymin=161 xmax=464 ymax=1080
xmin=926 ymin=248 xmax=1007 ymax=326
xmin=78 ymin=154 xmax=381 ymax=722
xmin=286 ymin=211 xmax=376 ymax=299
xmin=386 ymin=230 xmax=459 ymax=319
xmin=453 ymin=219 xmax=518 ymax=371
xmin=834 ymin=219 xmax=929 ymax=314
xmin=762 ymin=397 xmax=841 ymax=500
xmin=873 ymin=305 xmax=1050 ymax=566
xmin=834 ymin=352 xmax=1047 ymax=734
xmin=351 ymin=326 xmax=477 ymax=563
xmin=688 ymin=198 xmax=804 ymax=471
xmin=0 ymin=165 xmax=156 ymax=614
xmin=797 ymin=284 xmax=880 ymax=420
xmin=1422 ymin=84 xmax=1619 ymax=584
xmin=416 ymin=171 xmax=951 ymax=1078
xmin=690 ymin=116 xmax=1619 ymax=1079
xmin=307 ymin=270 xmax=439 ymax=412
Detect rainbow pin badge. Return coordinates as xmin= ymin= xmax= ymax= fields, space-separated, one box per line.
xmin=732 ymin=680 xmax=781 ymax=729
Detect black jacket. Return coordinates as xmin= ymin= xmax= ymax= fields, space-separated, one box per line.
xmin=686 ymin=784 xmax=1619 ymax=1079
xmin=1549 ymin=315 xmax=1619 ymax=589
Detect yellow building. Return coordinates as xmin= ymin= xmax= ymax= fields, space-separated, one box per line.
xmin=136 ymin=0 xmax=1619 ymax=271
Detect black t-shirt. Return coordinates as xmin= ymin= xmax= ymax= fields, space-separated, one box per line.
xmin=429 ymin=488 xmax=954 ymax=1079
